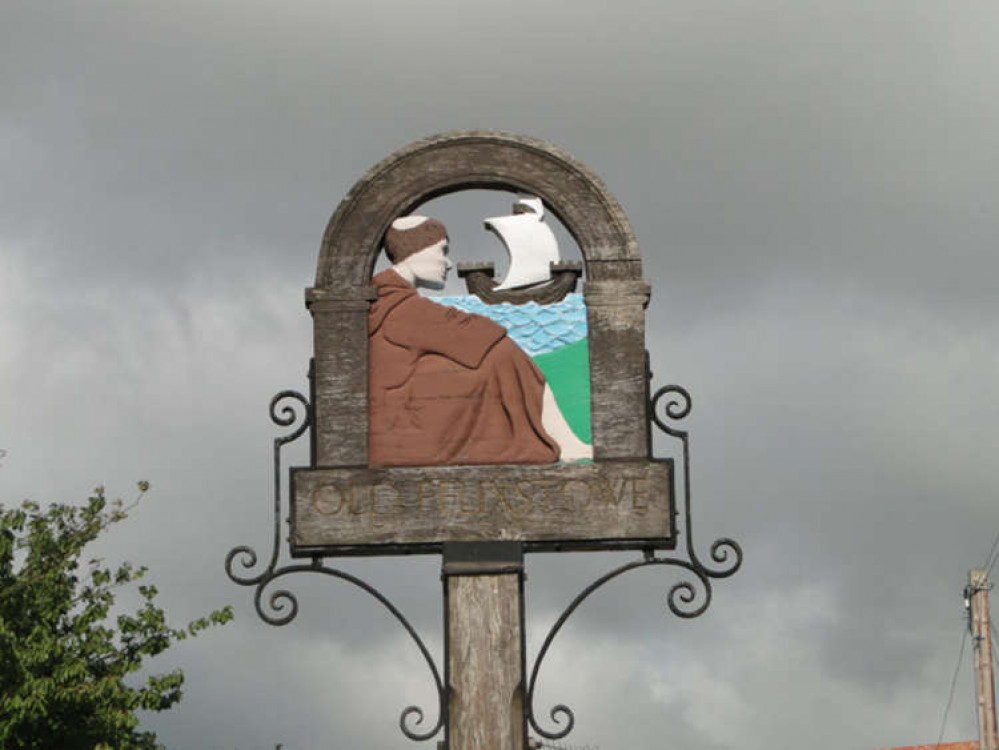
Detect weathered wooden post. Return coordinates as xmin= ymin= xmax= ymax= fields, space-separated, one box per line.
xmin=227 ymin=131 xmax=741 ymax=749
xmin=968 ymin=569 xmax=999 ymax=750
xmin=443 ymin=541 xmax=525 ymax=749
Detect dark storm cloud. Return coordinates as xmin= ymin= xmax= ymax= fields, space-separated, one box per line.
xmin=3 ymin=0 xmax=998 ymax=747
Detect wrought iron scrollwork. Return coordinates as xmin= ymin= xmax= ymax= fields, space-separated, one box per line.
xmin=224 ymin=390 xmax=445 ymax=743
xmin=526 ymin=383 xmax=743 ymax=741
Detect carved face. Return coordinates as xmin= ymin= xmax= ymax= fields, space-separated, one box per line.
xmin=403 ymin=239 xmax=452 ymax=289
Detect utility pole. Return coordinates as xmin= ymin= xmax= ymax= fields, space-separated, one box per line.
xmin=966 ymin=569 xmax=998 ymax=750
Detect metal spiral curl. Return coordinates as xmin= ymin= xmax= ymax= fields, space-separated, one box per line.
xmin=543 ymin=705 xmax=575 ymax=738
xmin=651 ymin=383 xmax=692 ymax=428
xmin=528 ymin=382 xmax=743 ymax=742
xmin=666 ymin=566 xmax=711 ymax=619
xmin=225 ymin=388 xmax=444 ymax=744
xmin=706 ymin=537 xmax=742 ymax=577
xmin=254 ymin=582 xmax=300 ymax=627
xmin=270 ymin=390 xmax=311 ymax=446
xmin=400 ymin=705 xmax=443 ymax=742
xmin=224 ymin=545 xmax=265 ymax=586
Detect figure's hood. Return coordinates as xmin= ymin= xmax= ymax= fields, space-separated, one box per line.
xmin=369 ymin=268 xmax=415 ymax=335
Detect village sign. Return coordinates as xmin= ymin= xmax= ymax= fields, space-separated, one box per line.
xmin=226 ymin=131 xmax=742 ymax=750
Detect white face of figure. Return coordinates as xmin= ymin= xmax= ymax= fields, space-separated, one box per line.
xmin=397 ymin=239 xmax=453 ymax=289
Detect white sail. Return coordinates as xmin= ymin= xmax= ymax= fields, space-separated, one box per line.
xmin=484 ymin=198 xmax=561 ymax=291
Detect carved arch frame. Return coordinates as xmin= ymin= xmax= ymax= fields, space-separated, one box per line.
xmin=306 ymin=130 xmax=652 ymax=468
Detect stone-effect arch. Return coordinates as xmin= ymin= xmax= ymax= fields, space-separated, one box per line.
xmin=307 ymin=131 xmax=651 ymax=466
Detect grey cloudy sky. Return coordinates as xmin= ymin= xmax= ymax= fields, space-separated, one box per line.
xmin=3 ymin=0 xmax=999 ymax=748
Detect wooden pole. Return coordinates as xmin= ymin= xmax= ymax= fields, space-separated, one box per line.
xmin=443 ymin=542 xmax=526 ymax=750
xmin=968 ymin=569 xmax=998 ymax=750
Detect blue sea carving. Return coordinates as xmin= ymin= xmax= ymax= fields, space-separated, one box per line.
xmin=438 ymin=293 xmax=587 ymax=356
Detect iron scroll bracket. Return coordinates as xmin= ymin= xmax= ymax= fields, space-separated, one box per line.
xmin=224 ymin=389 xmax=446 ymax=743
xmin=525 ymin=383 xmax=744 ymax=741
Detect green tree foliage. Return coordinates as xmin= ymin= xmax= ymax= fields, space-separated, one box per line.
xmin=0 ymin=483 xmax=233 ymax=748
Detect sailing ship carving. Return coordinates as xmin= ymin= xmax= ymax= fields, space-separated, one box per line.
xmin=458 ymin=196 xmax=582 ymax=305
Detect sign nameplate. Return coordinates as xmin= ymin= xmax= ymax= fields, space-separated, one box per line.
xmin=291 ymin=460 xmax=673 ymax=555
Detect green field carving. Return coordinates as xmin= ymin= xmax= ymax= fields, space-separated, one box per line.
xmin=533 ymin=337 xmax=591 ymax=444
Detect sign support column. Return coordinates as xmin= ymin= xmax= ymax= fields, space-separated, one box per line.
xmin=443 ymin=542 xmax=526 ymax=750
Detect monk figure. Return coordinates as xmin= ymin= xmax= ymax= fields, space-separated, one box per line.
xmin=369 ymin=215 xmax=592 ymax=467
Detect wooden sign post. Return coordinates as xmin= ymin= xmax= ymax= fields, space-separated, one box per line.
xmin=227 ymin=131 xmax=741 ymax=750
xmin=441 ymin=541 xmax=525 ymax=749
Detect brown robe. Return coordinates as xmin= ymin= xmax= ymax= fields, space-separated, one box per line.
xmin=368 ymin=268 xmax=560 ymax=467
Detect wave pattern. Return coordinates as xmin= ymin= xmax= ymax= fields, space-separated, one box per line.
xmin=438 ymin=293 xmax=587 ymax=356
